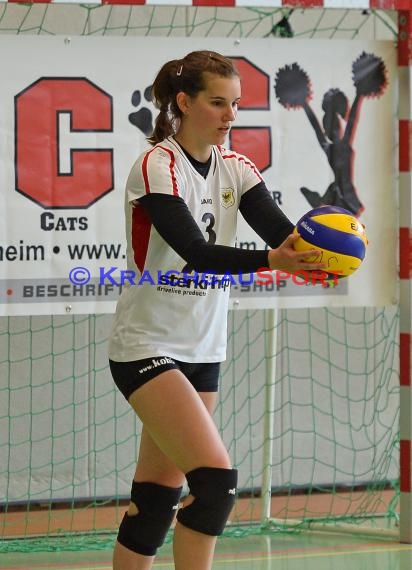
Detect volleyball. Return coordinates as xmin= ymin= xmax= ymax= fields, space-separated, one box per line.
xmin=293 ymin=206 xmax=368 ymax=281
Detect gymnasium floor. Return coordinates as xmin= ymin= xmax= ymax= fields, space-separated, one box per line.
xmin=2 ymin=531 xmax=412 ymax=570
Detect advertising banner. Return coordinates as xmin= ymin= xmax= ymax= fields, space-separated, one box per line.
xmin=0 ymin=36 xmax=397 ymax=315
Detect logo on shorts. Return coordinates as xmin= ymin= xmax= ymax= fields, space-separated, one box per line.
xmin=220 ymin=187 xmax=235 ymax=209
xmin=137 ymin=356 xmax=175 ymax=374
xmin=151 ymin=356 xmax=174 ymax=368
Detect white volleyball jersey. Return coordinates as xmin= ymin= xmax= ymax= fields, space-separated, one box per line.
xmin=108 ymin=137 xmax=262 ymax=363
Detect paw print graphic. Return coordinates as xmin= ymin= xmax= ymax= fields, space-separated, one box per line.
xmin=128 ymin=85 xmax=153 ymax=136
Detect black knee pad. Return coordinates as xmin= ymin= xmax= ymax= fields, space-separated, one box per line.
xmin=176 ymin=467 xmax=238 ymax=536
xmin=117 ymin=481 xmax=182 ymax=556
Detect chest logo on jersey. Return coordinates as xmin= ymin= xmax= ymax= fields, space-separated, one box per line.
xmin=201 ymin=198 xmax=213 ymax=205
xmin=220 ymin=187 xmax=235 ymax=209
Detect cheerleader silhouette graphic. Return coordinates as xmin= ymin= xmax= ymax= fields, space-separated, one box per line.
xmin=274 ymin=52 xmax=387 ymax=217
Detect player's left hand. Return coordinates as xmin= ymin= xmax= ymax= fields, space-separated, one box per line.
xmin=267 ymin=233 xmax=326 ymax=273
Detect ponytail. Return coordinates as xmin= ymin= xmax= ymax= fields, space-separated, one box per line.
xmin=147 ymin=59 xmax=183 ymax=146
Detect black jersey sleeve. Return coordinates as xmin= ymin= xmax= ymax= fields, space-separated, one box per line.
xmin=137 ymin=193 xmax=269 ymax=274
xmin=239 ymin=182 xmax=295 ymax=248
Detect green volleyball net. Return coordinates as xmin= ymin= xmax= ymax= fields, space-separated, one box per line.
xmin=0 ymin=2 xmax=400 ymax=552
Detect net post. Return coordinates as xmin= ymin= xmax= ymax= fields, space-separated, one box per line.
xmin=261 ymin=308 xmax=278 ymax=524
xmin=398 ymin=7 xmax=412 ymax=545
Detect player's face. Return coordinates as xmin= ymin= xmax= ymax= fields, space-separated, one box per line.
xmin=182 ymin=73 xmax=241 ymax=149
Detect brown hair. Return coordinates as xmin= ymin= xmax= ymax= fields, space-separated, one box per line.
xmin=147 ymin=50 xmax=239 ymax=146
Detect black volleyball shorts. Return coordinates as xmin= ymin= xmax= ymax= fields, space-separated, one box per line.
xmin=109 ymin=356 xmax=220 ymax=401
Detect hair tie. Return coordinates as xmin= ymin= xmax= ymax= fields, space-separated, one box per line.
xmin=176 ymin=64 xmax=183 ymax=77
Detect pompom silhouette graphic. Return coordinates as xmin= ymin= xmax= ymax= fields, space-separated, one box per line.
xmin=352 ymin=52 xmax=387 ymax=97
xmin=274 ymin=63 xmax=312 ymax=109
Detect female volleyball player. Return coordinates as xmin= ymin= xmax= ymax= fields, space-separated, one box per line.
xmin=108 ymin=51 xmax=323 ymax=570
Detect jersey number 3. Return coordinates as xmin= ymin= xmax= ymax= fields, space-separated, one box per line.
xmin=182 ymin=212 xmax=216 ymax=273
